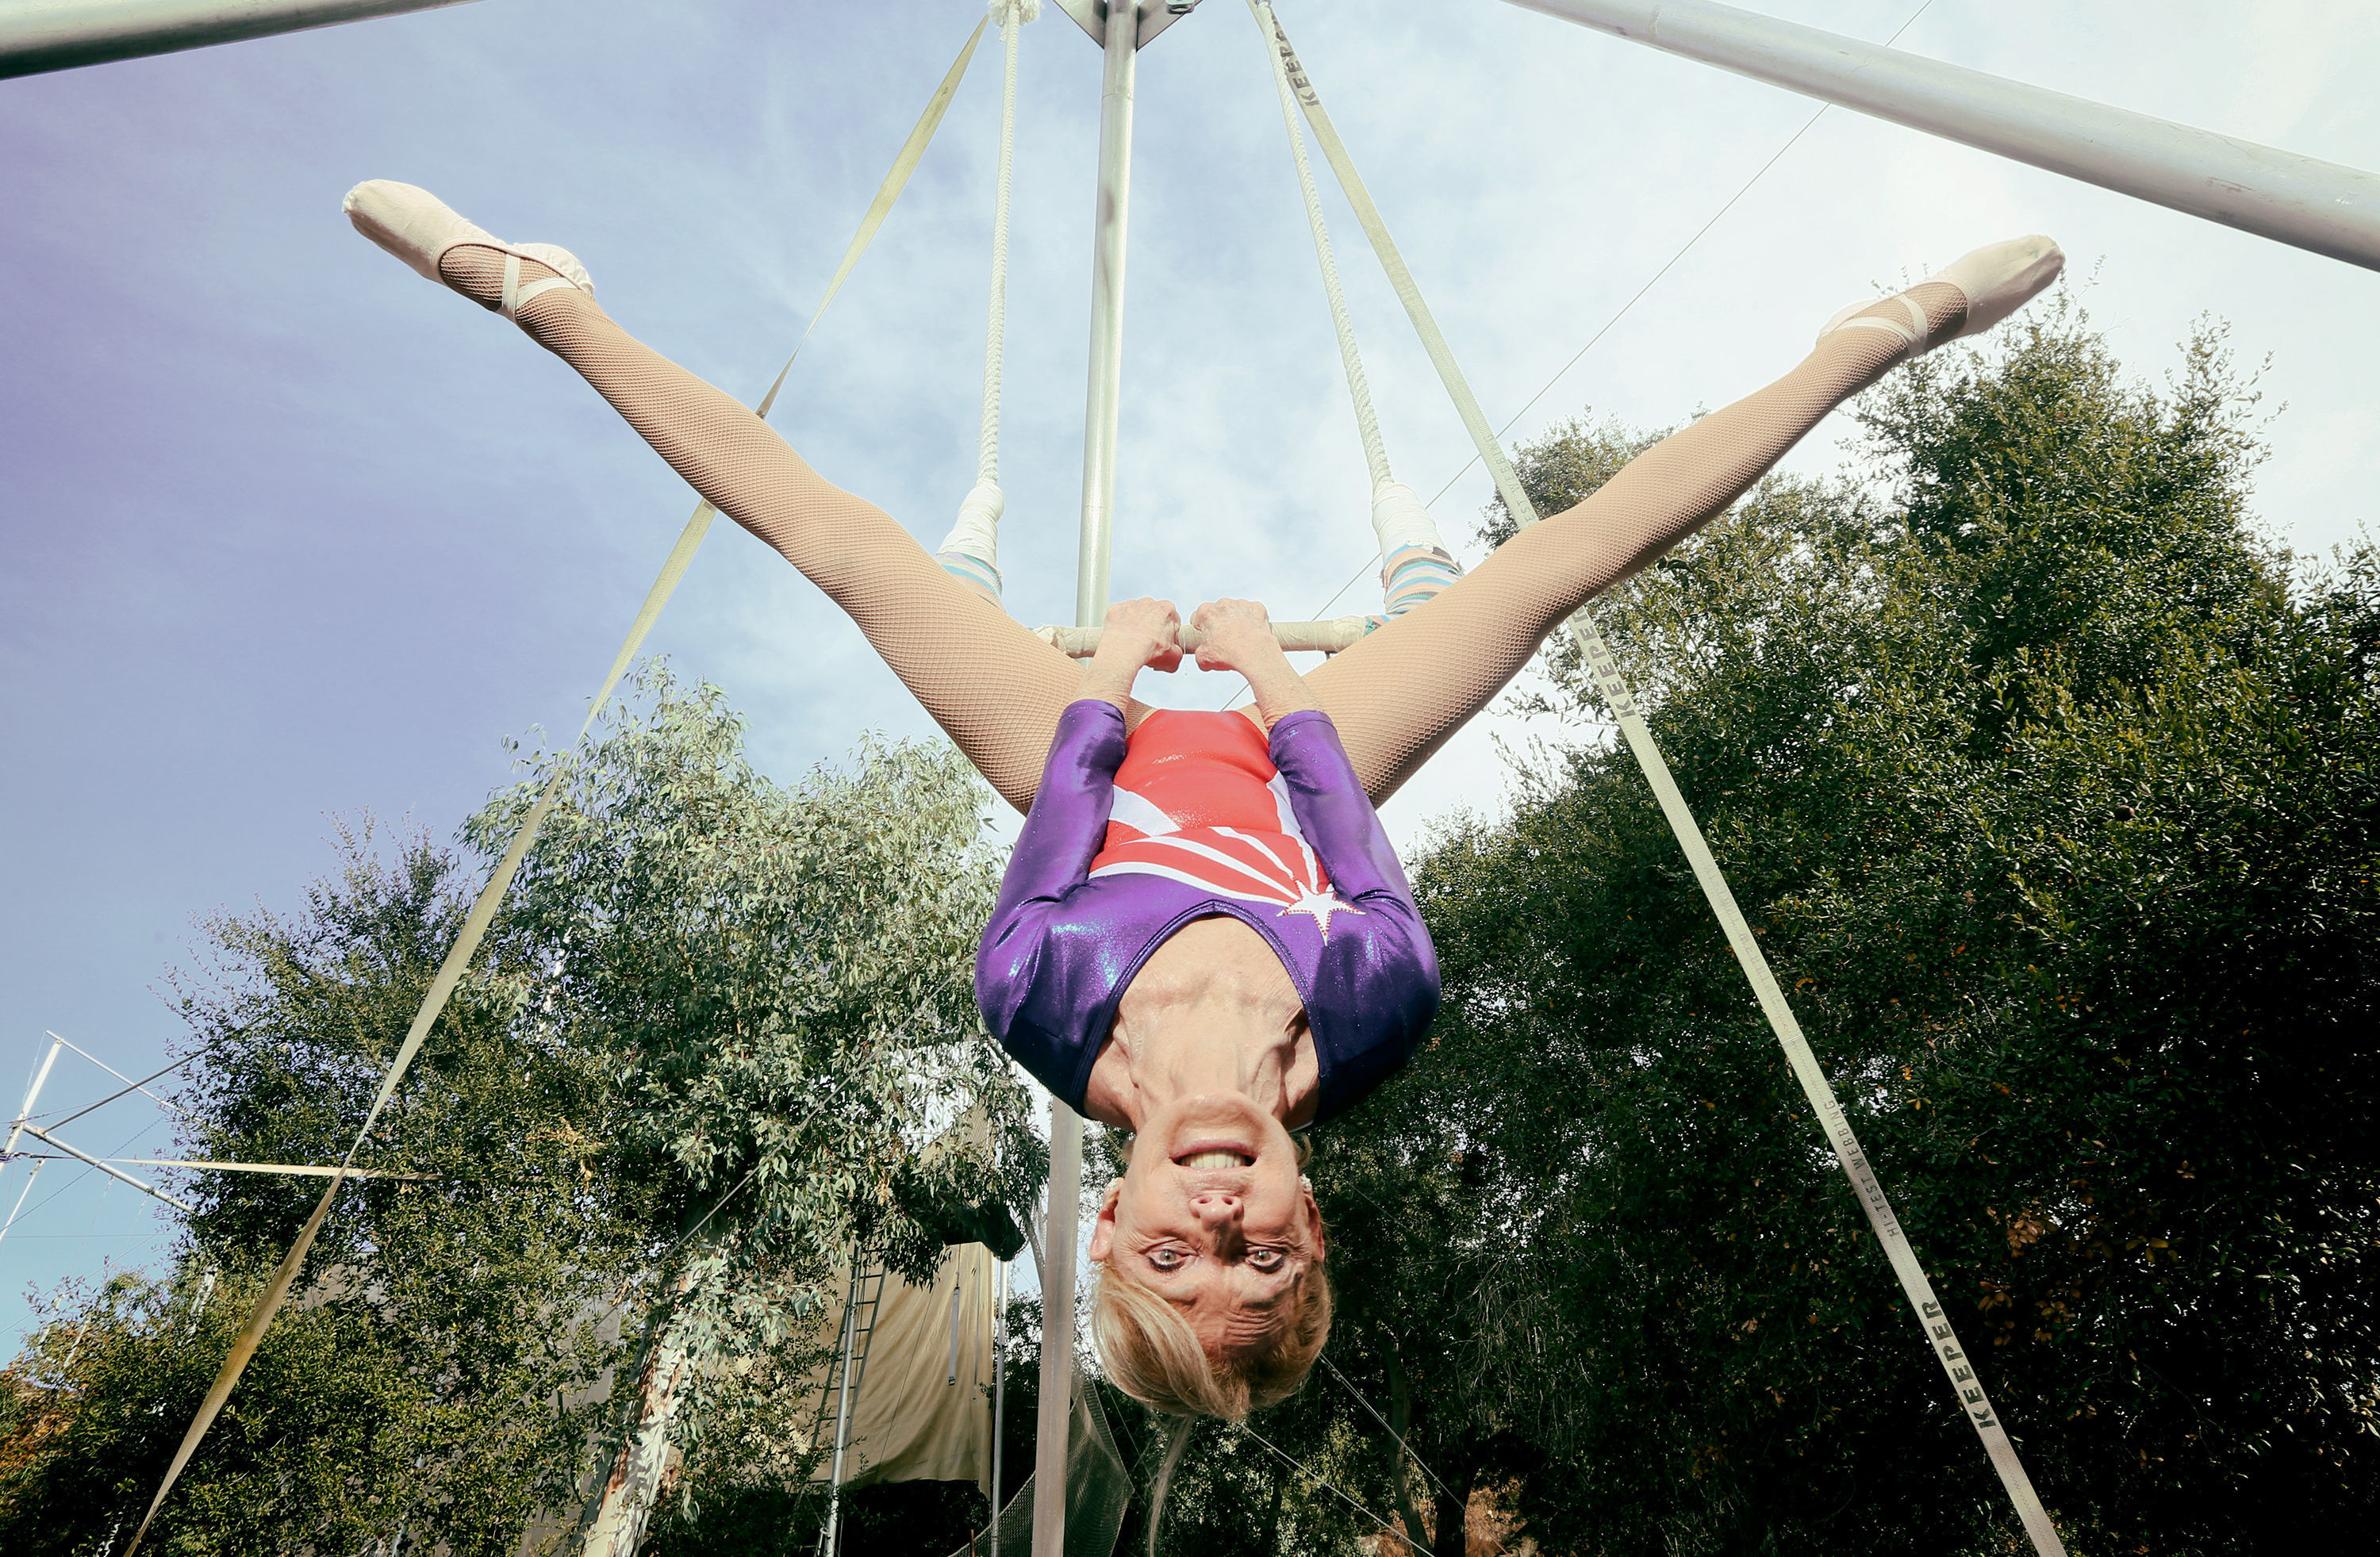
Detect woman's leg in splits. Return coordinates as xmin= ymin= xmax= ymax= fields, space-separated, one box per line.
xmin=1302 ymin=242 xmax=2058 ymax=804
xmin=433 ymin=244 xmax=1103 ymax=814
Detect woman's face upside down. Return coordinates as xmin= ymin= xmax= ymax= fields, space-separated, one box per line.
xmin=1088 ymin=1092 xmax=1324 ymax=1359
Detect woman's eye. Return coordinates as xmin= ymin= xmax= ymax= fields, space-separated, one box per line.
xmin=1246 ymin=1248 xmax=1286 ymax=1272
xmin=1147 ymin=1248 xmax=1186 ymax=1271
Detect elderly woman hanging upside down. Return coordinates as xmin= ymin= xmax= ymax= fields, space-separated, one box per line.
xmin=344 ymin=180 xmax=2061 ymax=1421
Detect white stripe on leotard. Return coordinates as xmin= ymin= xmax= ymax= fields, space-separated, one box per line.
xmin=1107 ymin=785 xmax=1180 ymax=838
xmin=1215 ymin=826 xmax=1312 ymax=888
xmin=1088 ymin=860 xmax=1296 ymax=906
xmin=1115 ymin=833 xmax=1300 ymax=899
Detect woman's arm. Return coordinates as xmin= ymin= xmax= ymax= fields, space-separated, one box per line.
xmin=1265 ymin=711 xmax=1418 ymax=909
xmin=1192 ymin=597 xmax=1319 ymax=729
xmin=985 ymin=598 xmax=1184 ymax=945
xmin=1076 ymin=596 xmax=1183 ymax=714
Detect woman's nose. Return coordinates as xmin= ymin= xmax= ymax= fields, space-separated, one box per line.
xmin=1189 ymin=1189 xmax=1242 ymax=1226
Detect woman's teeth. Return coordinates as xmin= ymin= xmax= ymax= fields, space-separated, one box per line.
xmin=1178 ymin=1150 xmax=1250 ymax=1170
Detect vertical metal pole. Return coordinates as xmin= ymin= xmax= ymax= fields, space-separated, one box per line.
xmin=1038 ymin=12 xmax=1139 ymax=1555
xmin=1031 ymin=1103 xmax=1083 ymax=1557
xmin=823 ymin=1290 xmax=861 ymax=1557
xmin=989 ymin=1259 xmax=1007 ymax=1557
xmin=1073 ymin=0 xmax=1138 ymax=628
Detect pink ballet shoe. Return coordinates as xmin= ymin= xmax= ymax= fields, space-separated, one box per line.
xmin=342 ymin=179 xmax=594 ymax=320
xmin=1818 ymin=234 xmax=2064 ymax=365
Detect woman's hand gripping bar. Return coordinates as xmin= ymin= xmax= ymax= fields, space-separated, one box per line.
xmin=1035 ymin=616 xmax=1371 ymax=658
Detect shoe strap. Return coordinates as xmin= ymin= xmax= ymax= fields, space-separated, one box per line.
xmin=499 ymin=251 xmax=578 ymax=320
xmin=1825 ymin=293 xmax=1931 ymax=361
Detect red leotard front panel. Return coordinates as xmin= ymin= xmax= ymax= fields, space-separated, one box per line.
xmin=1090 ymin=710 xmax=1332 ymax=907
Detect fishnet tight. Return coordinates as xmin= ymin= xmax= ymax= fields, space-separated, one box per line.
xmin=1307 ymin=280 xmax=1967 ymax=801
xmin=442 ymin=245 xmax=1957 ymax=811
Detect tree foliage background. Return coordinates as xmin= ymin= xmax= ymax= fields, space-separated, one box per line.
xmin=1244 ymin=305 xmax=2377 ymax=1557
xmin=0 ymin=670 xmax=1040 ymax=1554
xmin=6 ymin=309 xmax=2377 ymax=1557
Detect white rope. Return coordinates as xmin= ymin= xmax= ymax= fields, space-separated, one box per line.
xmin=977 ymin=0 xmax=1033 ymax=486
xmin=1255 ymin=8 xmax=1388 ymax=488
xmin=941 ymin=1 xmax=1035 ymax=577
xmin=1251 ymin=6 xmax=2067 ymax=1554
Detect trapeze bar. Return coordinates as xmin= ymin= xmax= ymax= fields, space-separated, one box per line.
xmin=0 ymin=0 xmax=486 ymax=79
xmin=1503 ymin=0 xmax=2380 ymax=274
xmin=1035 ymin=616 xmax=1372 ymax=658
xmin=1052 ymin=0 xmax=1201 ymax=51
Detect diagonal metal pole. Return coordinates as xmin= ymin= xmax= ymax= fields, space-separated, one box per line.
xmin=0 ymin=0 xmax=487 ymax=80
xmin=0 ymin=1034 xmax=68 ymax=1256
xmin=2 ymin=1033 xmax=66 ymax=1166
xmin=1257 ymin=6 xmax=2067 ymax=1552
xmin=1037 ymin=6 xmax=1142 ymax=1556
xmin=1502 ymin=0 xmax=2380 ymax=273
xmin=17 ymin=1124 xmax=195 ymax=1214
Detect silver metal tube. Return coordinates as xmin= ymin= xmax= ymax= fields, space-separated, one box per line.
xmin=1030 ymin=1101 xmax=1084 ymax=1557
xmin=3 ymin=1034 xmax=66 ymax=1158
xmin=21 ymin=1123 xmax=195 ymax=1214
xmin=823 ymin=1287 xmax=860 ymax=1557
xmin=0 ymin=1161 xmax=48 ymax=1256
xmin=1073 ymin=0 xmax=1138 ymax=630
xmin=0 ymin=0 xmax=486 ymax=80
xmin=988 ymin=1258 xmax=1006 ymax=1557
xmin=51 ymin=1033 xmax=188 ymax=1118
xmin=1503 ymin=0 xmax=2380 ymax=273
xmin=0 ymin=1034 xmax=69 ymax=1248
xmin=1035 ymin=9 xmax=1141 ymax=1557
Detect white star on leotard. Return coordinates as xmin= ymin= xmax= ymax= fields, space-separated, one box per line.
xmin=1280 ymin=887 xmax=1364 ymax=941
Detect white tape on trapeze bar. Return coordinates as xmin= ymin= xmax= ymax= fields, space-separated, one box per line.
xmin=1247 ymin=5 xmax=2067 ymax=1552
xmin=1034 ymin=616 xmax=1371 ymax=657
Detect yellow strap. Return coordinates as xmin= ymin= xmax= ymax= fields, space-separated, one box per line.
xmin=125 ymin=21 xmax=992 ymax=1551
xmin=1252 ymin=6 xmax=2068 ymax=1553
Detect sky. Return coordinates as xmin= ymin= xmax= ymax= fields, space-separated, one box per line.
xmin=2 ymin=0 xmax=2376 ymax=1347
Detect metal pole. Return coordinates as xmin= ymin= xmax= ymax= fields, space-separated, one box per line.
xmin=988 ymin=1259 xmax=1007 ymax=1557
xmin=0 ymin=1034 xmax=68 ymax=1252
xmin=48 ymin=1034 xmax=189 ymax=1119
xmin=1073 ymin=0 xmax=1138 ymax=628
xmin=1031 ymin=1101 xmax=1083 ymax=1557
xmin=1502 ymin=0 xmax=2380 ymax=274
xmin=822 ymin=1286 xmax=861 ymax=1557
xmin=0 ymin=0 xmax=486 ymax=80
xmin=3 ymin=1034 xmax=66 ymax=1161
xmin=18 ymin=1124 xmax=197 ymax=1214
xmin=1037 ymin=9 xmax=1139 ymax=1557
xmin=0 ymin=1162 xmax=47 ymax=1257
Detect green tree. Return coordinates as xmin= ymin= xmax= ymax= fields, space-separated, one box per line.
xmin=1268 ymin=307 xmax=2375 ymax=1555
xmin=0 ymin=667 xmax=1042 ymax=1554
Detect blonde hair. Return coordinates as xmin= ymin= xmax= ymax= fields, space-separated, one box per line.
xmin=1087 ymin=1207 xmax=1332 ymax=1422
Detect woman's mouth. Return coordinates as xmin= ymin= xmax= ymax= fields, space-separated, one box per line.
xmin=1174 ymin=1148 xmax=1254 ymax=1170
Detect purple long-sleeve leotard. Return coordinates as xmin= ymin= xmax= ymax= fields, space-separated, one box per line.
xmin=976 ymin=700 xmax=1440 ymax=1127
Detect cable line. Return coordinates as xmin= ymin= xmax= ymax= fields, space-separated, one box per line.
xmin=1235 ymin=1420 xmax=1427 ymax=1557
xmin=1318 ymin=1354 xmax=1460 ymax=1509
xmin=1290 ymin=0 xmax=1937 ymax=627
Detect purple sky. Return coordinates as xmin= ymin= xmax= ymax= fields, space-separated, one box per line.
xmin=4 ymin=0 xmax=2376 ymax=1344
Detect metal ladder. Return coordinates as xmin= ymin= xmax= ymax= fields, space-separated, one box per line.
xmin=811 ymin=1248 xmax=887 ymax=1557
